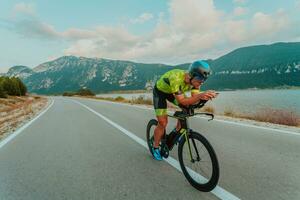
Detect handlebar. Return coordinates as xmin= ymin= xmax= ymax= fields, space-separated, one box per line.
xmin=169 ymin=100 xmax=214 ymax=120
xmin=180 ymin=99 xmax=208 ymax=110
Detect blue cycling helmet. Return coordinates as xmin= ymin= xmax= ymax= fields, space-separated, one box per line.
xmin=188 ymin=60 xmax=211 ymax=81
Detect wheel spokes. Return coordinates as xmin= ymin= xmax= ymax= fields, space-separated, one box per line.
xmin=182 ymin=137 xmax=213 ymax=183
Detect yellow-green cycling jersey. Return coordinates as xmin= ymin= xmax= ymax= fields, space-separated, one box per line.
xmin=156 ymin=69 xmax=200 ymax=95
xmin=153 ymin=69 xmax=200 ymax=116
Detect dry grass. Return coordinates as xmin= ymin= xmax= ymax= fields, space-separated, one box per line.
xmin=224 ymin=107 xmax=235 ymax=117
xmin=223 ymin=107 xmax=300 ymax=127
xmin=109 ymin=89 xmax=149 ymax=94
xmin=129 ymin=95 xmax=153 ymax=105
xmin=88 ymin=95 xmax=153 ymax=105
xmin=82 ymin=95 xmax=300 ymax=127
xmin=251 ymin=108 xmax=300 ymax=126
xmin=0 ymin=96 xmax=47 ymax=138
xmin=91 ymin=96 xmax=116 ymax=101
xmin=201 ymin=105 xmax=215 ymax=114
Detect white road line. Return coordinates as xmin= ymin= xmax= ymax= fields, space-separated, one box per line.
xmin=73 ymin=96 xmax=153 ymax=110
xmin=0 ymin=98 xmax=54 ymax=149
xmin=206 ymin=117 xmax=300 ymax=136
xmin=72 ymin=99 xmax=241 ymax=200
xmin=74 ymin=97 xmax=300 ymax=136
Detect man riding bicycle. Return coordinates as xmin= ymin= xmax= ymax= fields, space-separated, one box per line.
xmin=152 ymin=60 xmax=218 ymax=160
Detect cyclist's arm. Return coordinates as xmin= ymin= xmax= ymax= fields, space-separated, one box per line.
xmin=191 ymin=87 xmax=201 ymax=97
xmin=174 ymin=93 xmax=201 ymax=106
xmin=174 ymin=91 xmax=217 ymax=106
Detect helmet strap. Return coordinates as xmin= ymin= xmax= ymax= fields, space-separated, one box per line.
xmin=189 ymin=77 xmax=193 ymax=83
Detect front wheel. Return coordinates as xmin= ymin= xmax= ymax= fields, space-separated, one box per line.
xmin=178 ymin=131 xmax=219 ymax=192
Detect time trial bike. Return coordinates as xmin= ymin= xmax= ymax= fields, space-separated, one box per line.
xmin=146 ymin=100 xmax=219 ymax=192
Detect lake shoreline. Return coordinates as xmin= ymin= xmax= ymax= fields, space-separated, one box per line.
xmin=96 ymin=87 xmax=300 ymax=95
xmin=76 ymin=95 xmax=300 ymax=129
xmin=96 ymin=89 xmax=300 ymax=115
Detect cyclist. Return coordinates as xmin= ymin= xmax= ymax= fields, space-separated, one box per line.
xmin=152 ymin=60 xmax=218 ymax=160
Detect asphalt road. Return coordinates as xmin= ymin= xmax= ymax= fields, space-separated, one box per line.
xmin=0 ymin=97 xmax=299 ymax=200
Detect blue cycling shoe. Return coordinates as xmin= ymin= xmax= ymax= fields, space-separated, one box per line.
xmin=152 ymin=147 xmax=163 ymax=161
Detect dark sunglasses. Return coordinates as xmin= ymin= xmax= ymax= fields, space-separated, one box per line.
xmin=193 ymin=74 xmax=207 ymax=82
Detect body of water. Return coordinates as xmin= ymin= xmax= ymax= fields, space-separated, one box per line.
xmin=97 ymin=89 xmax=300 ymax=115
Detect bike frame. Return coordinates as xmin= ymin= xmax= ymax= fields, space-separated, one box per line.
xmin=168 ymin=112 xmax=213 ymax=162
xmin=179 ymin=118 xmax=196 ymax=162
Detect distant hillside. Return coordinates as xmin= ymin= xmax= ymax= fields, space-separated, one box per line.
xmin=6 ymin=66 xmax=34 ymax=79
xmin=204 ymin=42 xmax=300 ymax=90
xmin=212 ymin=42 xmax=300 ymax=71
xmin=6 ymin=56 xmax=187 ymax=94
xmin=3 ymin=42 xmax=300 ymax=94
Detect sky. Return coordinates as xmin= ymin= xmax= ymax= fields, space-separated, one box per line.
xmin=0 ymin=0 xmax=299 ymax=72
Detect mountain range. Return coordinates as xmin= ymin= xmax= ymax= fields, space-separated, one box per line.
xmin=3 ymin=42 xmax=300 ymax=94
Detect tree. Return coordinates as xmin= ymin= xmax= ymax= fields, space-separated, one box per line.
xmin=16 ymin=77 xmax=27 ymax=95
xmin=2 ymin=77 xmax=15 ymax=95
xmin=10 ymin=77 xmax=21 ymax=96
xmin=0 ymin=84 xmax=7 ymax=98
xmin=0 ymin=76 xmax=27 ymax=96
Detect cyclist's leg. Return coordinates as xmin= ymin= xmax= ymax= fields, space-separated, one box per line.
xmin=153 ymin=86 xmax=168 ymax=148
xmin=153 ymin=115 xmax=167 ymax=148
xmin=176 ymin=120 xmax=181 ymax=131
xmin=166 ymin=95 xmax=181 ymax=131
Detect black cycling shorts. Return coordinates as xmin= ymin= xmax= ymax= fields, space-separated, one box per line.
xmin=153 ymin=85 xmax=178 ymax=116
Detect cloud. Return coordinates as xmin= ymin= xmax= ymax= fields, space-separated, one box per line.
xmin=13 ymin=2 xmax=36 ymax=16
xmin=224 ymin=20 xmax=248 ymax=43
xmin=169 ymin=0 xmax=222 ymax=34
xmin=6 ymin=0 xmax=297 ymax=64
xmin=64 ymin=26 xmax=140 ymax=58
xmin=233 ymin=7 xmax=247 ymax=16
xmin=252 ymin=10 xmax=289 ymax=36
xmin=124 ymin=0 xmax=223 ymax=63
xmin=224 ymin=10 xmax=290 ymax=45
xmin=130 ymin=13 xmax=154 ymax=24
xmin=14 ymin=19 xmax=60 ymax=39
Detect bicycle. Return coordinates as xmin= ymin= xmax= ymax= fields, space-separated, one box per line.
xmin=146 ymin=100 xmax=219 ymax=192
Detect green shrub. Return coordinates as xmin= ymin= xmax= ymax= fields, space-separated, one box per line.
xmin=76 ymin=88 xmax=95 ymax=96
xmin=0 ymin=76 xmax=27 ymax=97
xmin=63 ymin=92 xmax=76 ymax=96
xmin=0 ymin=84 xmax=7 ymax=98
xmin=16 ymin=77 xmax=27 ymax=95
xmin=114 ymin=96 xmax=125 ymax=101
xmin=63 ymin=88 xmax=95 ymax=96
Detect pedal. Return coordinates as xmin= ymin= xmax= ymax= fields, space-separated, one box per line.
xmin=161 ymin=150 xmax=169 ymax=158
xmin=160 ymin=143 xmax=169 ymax=158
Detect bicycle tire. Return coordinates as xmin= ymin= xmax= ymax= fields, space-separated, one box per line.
xmin=146 ymin=119 xmax=158 ymax=156
xmin=178 ymin=131 xmax=219 ymax=192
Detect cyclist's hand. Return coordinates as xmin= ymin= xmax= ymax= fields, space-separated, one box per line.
xmin=206 ymin=90 xmax=218 ymax=98
xmin=197 ymin=91 xmax=218 ymax=101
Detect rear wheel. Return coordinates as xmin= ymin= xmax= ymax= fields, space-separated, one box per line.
xmin=146 ymin=119 xmax=158 ymax=156
xmin=178 ymin=131 xmax=219 ymax=192
xmin=146 ymin=119 xmax=168 ymax=157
